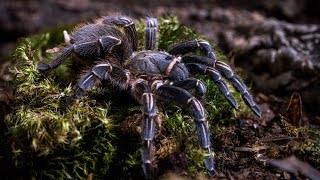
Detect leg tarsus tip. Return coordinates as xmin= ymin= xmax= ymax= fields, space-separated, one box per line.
xmin=37 ymin=63 xmax=50 ymax=71
xmin=142 ymin=163 xmax=154 ymax=179
xmin=249 ymin=104 xmax=262 ymax=118
xmin=208 ymin=168 xmax=217 ymax=177
xmin=253 ymin=105 xmax=262 ymax=118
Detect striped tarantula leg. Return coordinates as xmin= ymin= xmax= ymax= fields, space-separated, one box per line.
xmin=145 ymin=18 xmax=158 ymax=50
xmin=215 ymin=61 xmax=261 ymax=117
xmin=101 ymin=16 xmax=138 ymax=51
xmin=186 ymin=63 xmax=239 ymax=109
xmin=156 ymin=85 xmax=216 ymax=176
xmin=38 ymin=37 xmax=120 ymax=72
xmin=181 ymin=56 xmax=261 ymax=116
xmin=131 ymin=79 xmax=157 ymax=178
xmin=172 ymin=78 xmax=206 ymax=98
xmin=168 ymin=39 xmax=217 ymax=64
xmin=75 ymin=62 xmax=132 ymax=98
xmin=181 ymin=55 xmax=214 ymax=66
xmin=98 ymin=36 xmax=122 ymax=54
xmin=74 ymin=63 xmax=113 ymax=97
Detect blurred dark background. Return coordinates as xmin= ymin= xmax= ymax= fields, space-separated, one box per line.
xmin=1 ymin=0 xmax=319 ymax=59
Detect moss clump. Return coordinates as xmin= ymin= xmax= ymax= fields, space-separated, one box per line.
xmin=306 ymin=129 xmax=320 ymax=168
xmin=5 ymin=16 xmax=241 ymax=179
xmin=7 ymin=36 xmax=115 ymax=179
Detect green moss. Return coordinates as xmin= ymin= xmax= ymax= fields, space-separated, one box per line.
xmin=6 ymin=16 xmax=241 ymax=179
xmin=8 ymin=36 xmax=115 ymax=179
xmin=306 ymin=129 xmax=320 ymax=168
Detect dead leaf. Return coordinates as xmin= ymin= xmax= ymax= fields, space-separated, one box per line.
xmin=267 ymin=155 xmax=320 ymax=180
xmin=284 ymin=92 xmax=302 ymax=127
xmin=277 ymin=92 xmax=304 ymax=137
xmin=87 ymin=173 xmax=93 ymax=180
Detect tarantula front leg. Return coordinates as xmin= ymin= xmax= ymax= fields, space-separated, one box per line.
xmin=101 ymin=16 xmax=138 ymax=51
xmin=156 ymin=84 xmax=216 ymax=176
xmin=131 ymin=79 xmax=157 ymax=179
xmin=145 ymin=18 xmax=158 ymax=50
xmin=74 ymin=62 xmax=131 ymax=98
xmin=38 ymin=36 xmax=121 ymax=71
xmin=168 ymin=39 xmax=217 ymax=64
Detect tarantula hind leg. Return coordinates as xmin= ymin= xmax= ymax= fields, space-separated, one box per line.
xmin=181 ymin=55 xmax=261 ymax=117
xmin=156 ymin=84 xmax=216 ymax=176
xmin=172 ymin=78 xmax=206 ymax=98
xmin=38 ymin=36 xmax=121 ymax=71
xmin=185 ymin=63 xmax=239 ymax=110
xmin=131 ymin=79 xmax=157 ymax=179
xmin=185 ymin=62 xmax=261 ymax=117
xmin=215 ymin=61 xmax=261 ymax=117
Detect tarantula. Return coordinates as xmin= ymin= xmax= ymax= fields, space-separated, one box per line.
xmin=38 ymin=15 xmax=261 ymax=178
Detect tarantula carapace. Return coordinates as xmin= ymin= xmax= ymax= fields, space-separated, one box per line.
xmin=38 ymin=15 xmax=261 ymax=178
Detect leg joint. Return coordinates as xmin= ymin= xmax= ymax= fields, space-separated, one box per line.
xmin=101 ymin=16 xmax=133 ymax=26
xmin=146 ymin=18 xmax=158 ymax=28
xmin=165 ymin=56 xmax=181 ymax=76
xmin=187 ymin=97 xmax=206 ymax=122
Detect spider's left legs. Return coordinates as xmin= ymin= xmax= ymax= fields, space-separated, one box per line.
xmin=156 ymin=84 xmax=216 ymax=176
xmin=145 ymin=18 xmax=158 ymax=50
xmin=168 ymin=39 xmax=217 ymax=64
xmin=131 ymin=79 xmax=157 ymax=179
xmin=101 ymin=16 xmax=138 ymax=51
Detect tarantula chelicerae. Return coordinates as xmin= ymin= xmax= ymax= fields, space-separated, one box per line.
xmin=38 ymin=15 xmax=261 ymax=178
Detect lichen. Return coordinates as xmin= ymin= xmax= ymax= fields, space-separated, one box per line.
xmin=5 ymin=16 xmax=241 ymax=179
